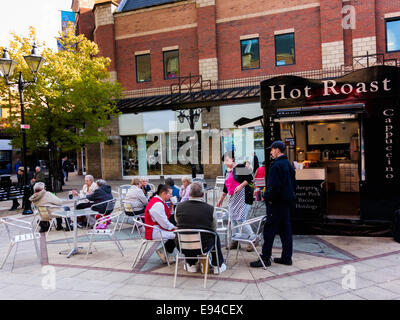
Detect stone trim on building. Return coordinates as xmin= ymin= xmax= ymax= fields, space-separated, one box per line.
xmin=162 ymin=45 xmax=179 ymax=52
xmin=135 ymin=50 xmax=151 ymax=55
xmin=384 ymin=12 xmax=400 ymax=19
xmin=215 ymin=2 xmax=320 ymax=24
xmin=352 ymin=36 xmax=377 ymax=67
xmin=199 ymin=58 xmax=218 ymax=81
xmin=115 ymin=23 xmax=197 ymax=40
xmin=322 ymin=41 xmax=344 ymax=69
xmin=94 ymin=2 xmax=117 ymax=27
xmin=196 ymin=0 xmax=215 ymax=7
xmin=240 ymin=34 xmax=259 ymax=40
xmin=274 ymin=28 xmax=295 ymax=35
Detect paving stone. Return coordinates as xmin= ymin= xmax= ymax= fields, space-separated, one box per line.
xmin=377 ymin=280 xmax=400 ymax=295
xmin=352 ymin=286 xmax=400 ymax=300
xmin=324 ymin=292 xmax=365 ymax=300
xmin=309 ymin=281 xmax=348 ymax=298
xmin=278 ymin=286 xmax=324 ymax=300
xmin=358 ymin=267 xmax=400 ymax=283
xmin=265 ymin=277 xmax=307 ymax=291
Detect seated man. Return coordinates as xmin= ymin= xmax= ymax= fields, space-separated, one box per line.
xmin=76 ymin=179 xmax=113 ymax=227
xmin=144 ymin=184 xmax=176 ymax=264
xmin=174 ymin=182 xmax=226 ymax=274
xmin=31 ymin=166 xmax=46 ymax=185
xmin=29 ymin=182 xmax=71 ymax=232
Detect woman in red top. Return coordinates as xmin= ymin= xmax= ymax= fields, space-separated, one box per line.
xmin=255 ymin=161 xmax=266 ymax=179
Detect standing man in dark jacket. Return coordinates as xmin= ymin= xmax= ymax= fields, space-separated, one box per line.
xmin=250 ymin=140 xmax=296 ymax=268
xmin=10 ymin=167 xmax=24 ymax=210
xmin=62 ymin=156 xmax=72 ymax=182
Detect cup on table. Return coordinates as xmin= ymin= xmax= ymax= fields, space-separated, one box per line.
xmin=68 ymin=191 xmax=73 ymax=199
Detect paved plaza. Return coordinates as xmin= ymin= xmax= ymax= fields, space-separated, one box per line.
xmin=0 ymin=173 xmax=399 ymax=300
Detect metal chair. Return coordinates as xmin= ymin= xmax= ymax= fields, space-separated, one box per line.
xmin=215 ymin=176 xmax=225 ymax=189
xmin=118 ymin=185 xmax=132 ymax=200
xmin=0 ymin=216 xmax=41 ymax=269
xmin=253 ymin=178 xmax=266 ymax=209
xmin=131 ymin=216 xmax=171 ymax=270
xmin=226 ymin=215 xmax=267 ymax=269
xmin=173 ymin=229 xmax=220 ymax=288
xmin=215 ymin=207 xmax=230 ymax=248
xmin=86 ymin=203 xmax=124 ymax=257
xmin=32 ymin=204 xmax=60 ymax=236
xmin=87 ymin=198 xmax=117 ymax=227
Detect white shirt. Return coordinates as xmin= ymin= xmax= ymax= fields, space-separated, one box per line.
xmin=81 ymin=182 xmax=98 ymax=196
xmin=149 ymin=195 xmax=175 ymax=231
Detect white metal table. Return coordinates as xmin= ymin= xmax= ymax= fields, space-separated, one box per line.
xmin=52 ymin=208 xmax=97 ymax=258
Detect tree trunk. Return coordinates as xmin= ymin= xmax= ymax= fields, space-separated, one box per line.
xmin=49 ymin=143 xmax=62 ymax=193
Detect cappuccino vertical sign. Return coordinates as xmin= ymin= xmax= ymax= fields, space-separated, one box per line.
xmin=383 ymin=108 xmax=395 ymax=180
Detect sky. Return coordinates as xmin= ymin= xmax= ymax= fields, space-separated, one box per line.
xmin=0 ymin=0 xmax=73 ymax=51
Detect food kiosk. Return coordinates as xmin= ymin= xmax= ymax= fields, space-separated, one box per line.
xmin=261 ymin=66 xmax=400 ymax=224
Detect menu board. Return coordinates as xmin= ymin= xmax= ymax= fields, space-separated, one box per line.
xmin=294 ymin=180 xmax=326 ymax=220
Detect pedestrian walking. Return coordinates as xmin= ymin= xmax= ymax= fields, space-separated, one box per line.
xmin=250 ymin=140 xmax=296 ymax=268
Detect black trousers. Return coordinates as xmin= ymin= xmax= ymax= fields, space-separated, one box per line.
xmin=261 ymin=202 xmax=293 ymax=262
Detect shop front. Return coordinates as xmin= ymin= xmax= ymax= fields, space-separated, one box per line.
xmin=261 ymin=66 xmax=400 ymax=223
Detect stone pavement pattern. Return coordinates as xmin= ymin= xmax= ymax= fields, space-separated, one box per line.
xmin=0 ymin=173 xmax=400 ymax=300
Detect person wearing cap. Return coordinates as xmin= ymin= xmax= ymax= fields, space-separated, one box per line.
xmin=250 ymin=140 xmax=296 ymax=268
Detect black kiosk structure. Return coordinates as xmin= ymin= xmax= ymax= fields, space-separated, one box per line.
xmin=261 ymin=66 xmax=400 ymax=228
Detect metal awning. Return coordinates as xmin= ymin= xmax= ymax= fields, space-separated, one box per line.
xmin=117 ymin=85 xmax=260 ymax=114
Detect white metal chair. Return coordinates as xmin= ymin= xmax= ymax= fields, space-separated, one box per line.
xmin=131 ymin=216 xmax=171 ymax=270
xmin=253 ymin=178 xmax=266 ymax=209
xmin=0 ymin=216 xmax=41 ymax=269
xmin=86 ymin=203 xmax=124 ymax=257
xmin=226 ymin=215 xmax=267 ymax=269
xmin=118 ymin=185 xmax=132 ymax=200
xmin=32 ymin=204 xmax=60 ymax=236
xmin=173 ymin=229 xmax=220 ymax=288
xmin=215 ymin=207 xmax=230 ymax=248
xmin=87 ymin=198 xmax=117 ymax=227
xmin=215 ymin=176 xmax=225 ymax=189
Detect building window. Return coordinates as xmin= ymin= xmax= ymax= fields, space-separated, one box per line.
xmin=240 ymin=38 xmax=260 ymax=70
xmin=136 ymin=54 xmax=151 ymax=83
xmin=163 ymin=50 xmax=179 ymax=79
xmin=386 ymin=18 xmax=400 ymax=52
xmin=275 ymin=33 xmax=295 ymax=66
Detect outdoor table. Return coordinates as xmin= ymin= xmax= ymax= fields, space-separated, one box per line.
xmin=52 ymin=208 xmax=97 ymax=258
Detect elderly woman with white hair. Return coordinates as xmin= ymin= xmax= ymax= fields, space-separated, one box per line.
xmin=179 ymin=176 xmax=192 ymax=202
xmin=72 ymin=174 xmax=98 ymax=197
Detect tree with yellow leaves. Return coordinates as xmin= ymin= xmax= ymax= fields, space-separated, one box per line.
xmin=0 ymin=25 xmax=122 ymax=192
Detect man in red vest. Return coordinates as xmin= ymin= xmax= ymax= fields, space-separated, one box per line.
xmin=145 ymin=184 xmax=176 ymax=264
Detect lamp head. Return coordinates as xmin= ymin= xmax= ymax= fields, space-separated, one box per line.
xmin=0 ymin=48 xmax=18 ymax=78
xmin=23 ymin=42 xmax=45 ymax=74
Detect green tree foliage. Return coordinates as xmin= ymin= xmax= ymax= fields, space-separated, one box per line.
xmin=0 ymin=25 xmax=122 ymax=191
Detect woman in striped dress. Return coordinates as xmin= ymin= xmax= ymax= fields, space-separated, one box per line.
xmin=216 ymin=151 xmax=255 ymax=251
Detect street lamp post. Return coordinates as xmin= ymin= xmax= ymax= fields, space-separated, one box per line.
xmin=177 ymin=108 xmax=201 ymax=178
xmin=0 ymin=44 xmax=45 ymax=215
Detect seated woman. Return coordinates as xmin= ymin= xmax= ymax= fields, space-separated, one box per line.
xmin=179 ymin=176 xmax=192 ymax=202
xmin=140 ymin=177 xmax=152 ymax=197
xmin=125 ymin=177 xmax=148 ymax=216
xmin=72 ymin=174 xmax=98 ymax=197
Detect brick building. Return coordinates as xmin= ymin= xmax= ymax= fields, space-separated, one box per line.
xmin=71 ymin=0 xmax=400 ymax=181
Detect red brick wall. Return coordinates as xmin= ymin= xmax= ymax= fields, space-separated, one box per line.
xmin=78 ymin=0 xmax=400 ymax=91
xmin=320 ymin=0 xmax=343 ymax=44
xmin=216 ymin=7 xmax=322 ymax=80
xmin=78 ymin=8 xmax=95 ymax=41
xmin=94 ymin=24 xmax=116 ymax=71
xmin=376 ymin=0 xmax=400 ymax=62
xmin=197 ymin=5 xmax=217 ymax=60
xmin=115 ymin=28 xmax=199 ymax=90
